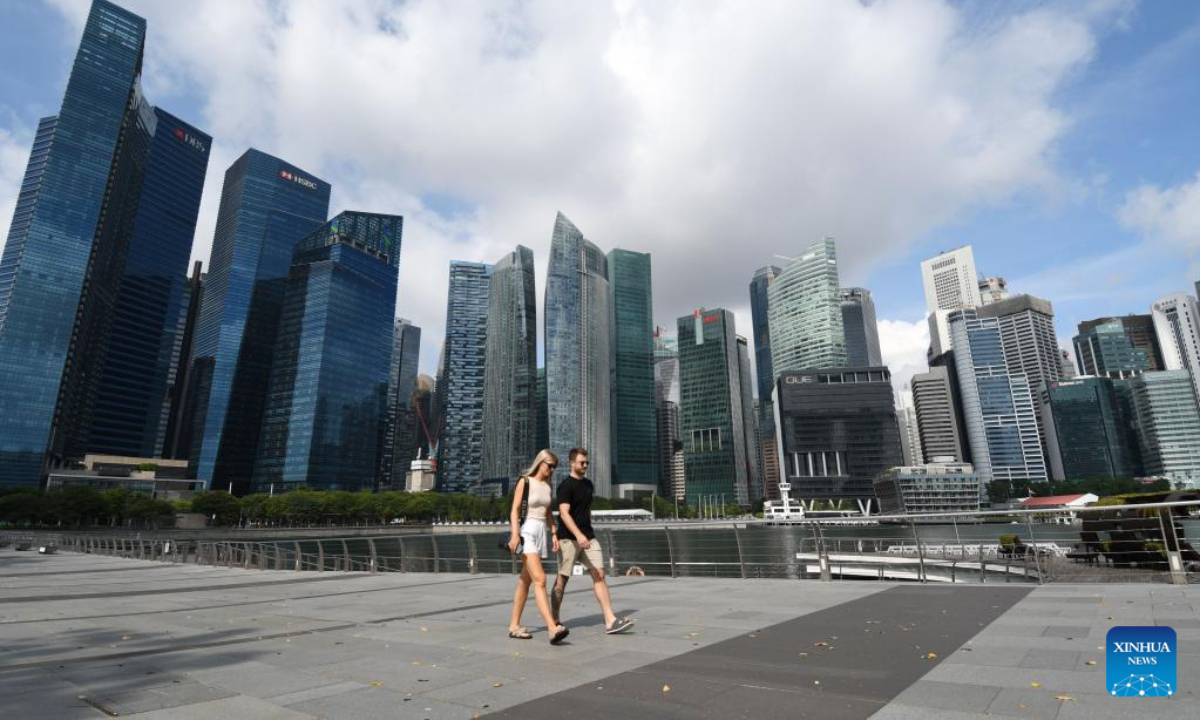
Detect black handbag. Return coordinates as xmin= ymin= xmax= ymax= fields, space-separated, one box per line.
xmin=498 ymin=477 xmax=528 ymax=553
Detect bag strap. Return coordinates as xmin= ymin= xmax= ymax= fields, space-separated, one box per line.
xmin=514 ymin=476 xmax=528 ymax=524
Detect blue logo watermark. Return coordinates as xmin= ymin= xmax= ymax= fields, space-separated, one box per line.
xmin=1106 ymin=626 xmax=1176 ymax=697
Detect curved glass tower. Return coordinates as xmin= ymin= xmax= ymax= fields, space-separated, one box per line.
xmin=767 ymin=238 xmax=846 ymax=377
xmin=545 ymin=212 xmax=612 ymax=496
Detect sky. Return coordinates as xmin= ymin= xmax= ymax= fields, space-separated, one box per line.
xmin=1 ymin=0 xmax=1199 ymax=396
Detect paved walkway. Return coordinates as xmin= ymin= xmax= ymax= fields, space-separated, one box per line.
xmin=0 ymin=548 xmax=1196 ymax=719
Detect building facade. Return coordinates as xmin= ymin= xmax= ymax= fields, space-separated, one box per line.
xmin=749 ymin=265 xmax=781 ymax=405
xmin=251 ymin=212 xmax=401 ymax=492
xmin=1073 ymin=315 xmax=1160 ymax=379
xmin=678 ymin=309 xmax=749 ymax=507
xmin=948 ymin=309 xmax=1047 ymax=492
xmin=921 ymin=246 xmax=981 ymax=359
xmin=437 ymin=261 xmax=492 ymax=494
xmin=544 ymin=212 xmax=612 ymax=495
xmin=1151 ymin=292 xmax=1200 ymax=406
xmin=163 ymin=261 xmax=205 ymax=460
xmin=839 ymin=287 xmax=882 ymax=367
xmin=1041 ymin=376 xmax=1141 ymax=481
xmin=187 ymin=150 xmax=330 ymax=493
xmin=1129 ymin=370 xmax=1200 ymax=488
xmin=608 ymin=249 xmax=657 ymax=497
xmin=481 ymin=246 xmax=538 ymax=485
xmin=875 ymin=463 xmax=981 ymax=515
xmin=910 ymin=366 xmax=965 ymax=463
xmin=654 ymin=328 xmax=685 ymax=500
xmin=380 ymin=319 xmax=421 ymax=489
xmin=775 ymin=368 xmax=904 ymax=513
xmin=736 ymin=336 xmax=762 ymax=502
xmin=767 ymin=238 xmax=846 ymax=376
xmin=88 ymin=108 xmax=212 ymax=459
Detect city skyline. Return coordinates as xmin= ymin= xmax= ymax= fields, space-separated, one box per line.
xmin=3 ymin=1 xmax=1200 ymax=395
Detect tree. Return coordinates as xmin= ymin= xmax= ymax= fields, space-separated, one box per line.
xmin=190 ymin=490 xmax=241 ymax=526
xmin=46 ymin=486 xmax=106 ymax=527
xmin=0 ymin=489 xmax=44 ymax=527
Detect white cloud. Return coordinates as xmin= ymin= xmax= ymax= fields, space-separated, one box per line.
xmin=1119 ymin=171 xmax=1200 ymax=254
xmin=878 ymin=317 xmax=930 ymax=397
xmin=0 ymin=125 xmax=32 ymax=247
xmin=10 ymin=0 xmax=1125 ymax=375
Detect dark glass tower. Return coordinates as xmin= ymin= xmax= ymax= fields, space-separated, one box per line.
xmin=482 ymin=246 xmax=537 ymax=485
xmin=1073 ymin=315 xmax=1161 ymax=378
xmin=437 ymin=261 xmax=492 ymax=493
xmin=0 ymin=1 xmax=153 ymax=487
xmin=748 ymin=266 xmax=781 ymax=405
xmin=380 ymin=319 xmax=421 ymax=489
xmin=164 ymin=261 xmax=204 ymax=459
xmin=187 ymin=149 xmax=330 ymax=492
xmin=608 ymin=249 xmax=657 ymax=496
xmin=839 ymin=287 xmax=882 ymax=367
xmin=252 ymin=212 xmax=402 ymax=492
xmin=88 ymin=109 xmax=211 ymax=458
xmin=1042 ymin=377 xmax=1141 ymax=480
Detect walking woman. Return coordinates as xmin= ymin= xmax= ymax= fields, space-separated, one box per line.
xmin=507 ymin=449 xmax=570 ymax=644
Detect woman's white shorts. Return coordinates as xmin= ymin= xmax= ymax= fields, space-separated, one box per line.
xmin=520 ymin=518 xmax=549 ymax=559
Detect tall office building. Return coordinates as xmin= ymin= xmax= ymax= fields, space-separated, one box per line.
xmin=749 ymin=265 xmax=781 ymax=404
xmin=88 ymin=109 xmax=211 ymax=458
xmin=839 ymin=287 xmax=882 ymax=367
xmin=0 ymin=2 xmax=174 ymax=486
xmin=1129 ymin=370 xmax=1200 ymax=487
xmin=1041 ymin=377 xmax=1141 ymax=481
xmin=535 ymin=368 xmax=549 ymax=453
xmin=654 ymin=328 xmax=685 ymax=500
xmin=768 ymin=238 xmax=846 ymax=376
xmin=921 ymin=246 xmax=980 ymax=358
xmin=164 ymin=261 xmax=205 ymax=460
xmin=608 ymin=249 xmax=657 ymax=497
xmin=949 ymin=309 xmax=1047 ymax=492
xmin=1151 ymin=292 xmax=1200 ymax=406
xmin=910 ymin=366 xmax=965 ymax=463
xmin=775 ymin=368 xmax=904 ymax=513
xmin=380 ymin=319 xmax=421 ymax=489
xmin=736 ymin=336 xmax=762 ymax=502
xmin=252 ymin=212 xmax=402 ymax=492
xmin=978 ymin=277 xmax=1009 ymax=305
xmin=545 ymin=212 xmax=612 ymax=495
xmin=1074 ymin=315 xmax=1161 ymax=378
xmin=678 ymin=309 xmax=749 ymax=506
xmin=437 ymin=261 xmax=492 ymax=494
xmin=187 ymin=150 xmax=330 ymax=492
xmin=481 ymin=246 xmax=537 ymax=484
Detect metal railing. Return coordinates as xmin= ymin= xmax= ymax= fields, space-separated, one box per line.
xmin=22 ymin=500 xmax=1200 ymax=585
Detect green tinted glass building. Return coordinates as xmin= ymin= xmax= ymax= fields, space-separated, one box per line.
xmin=609 ymin=249 xmax=657 ymax=497
xmin=767 ymin=238 xmax=846 ymax=376
xmin=1042 ymin=377 xmax=1141 ymax=481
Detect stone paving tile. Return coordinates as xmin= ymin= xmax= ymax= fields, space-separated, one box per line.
xmin=944 ymin=645 xmax=1029 ymax=667
xmin=889 ymin=680 xmax=1000 ymax=712
xmin=985 ymin=687 xmax=1070 ymax=719
xmin=83 ymin=680 xmax=236 ymax=715
xmin=289 ymin=686 xmax=471 ymax=720
xmin=1019 ymin=648 xmax=1081 ymax=670
xmin=269 ymin=679 xmax=367 ymax=705
xmin=123 ymin=695 xmax=320 ymax=719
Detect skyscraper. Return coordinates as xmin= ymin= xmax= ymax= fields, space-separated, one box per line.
xmin=163 ymin=261 xmax=205 ymax=460
xmin=1151 ymin=292 xmax=1200 ymax=406
xmin=187 ymin=150 xmax=331 ymax=492
xmin=252 ymin=212 xmax=402 ymax=492
xmin=736 ymin=336 xmax=762 ymax=502
xmin=0 ymin=1 xmax=163 ymax=487
xmin=380 ymin=319 xmax=421 ymax=489
xmin=87 ymin=109 xmax=212 ymax=458
xmin=775 ymin=367 xmax=904 ymax=514
xmin=921 ymin=246 xmax=981 ymax=358
xmin=949 ymin=309 xmax=1047 ymax=492
xmin=1130 ymin=370 xmax=1200 ymax=487
xmin=978 ymin=277 xmax=1009 ymax=305
xmin=910 ymin=366 xmax=965 ymax=463
xmin=437 ymin=261 xmax=492 ymax=494
xmin=1041 ymin=377 xmax=1141 ymax=481
xmin=545 ymin=212 xmax=612 ymax=495
xmin=768 ymin=238 xmax=846 ymax=376
xmin=608 ymin=249 xmax=657 ymax=498
xmin=678 ymin=309 xmax=749 ymax=506
xmin=482 ymin=246 xmax=537 ymax=484
xmin=839 ymin=287 xmax=882 ymax=367
xmin=653 ymin=328 xmax=684 ymax=500
xmin=749 ymin=265 xmax=781 ymax=404
xmin=1073 ymin=315 xmax=1161 ymax=378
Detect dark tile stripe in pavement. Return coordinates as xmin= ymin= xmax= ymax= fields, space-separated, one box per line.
xmin=487 ymin=585 xmax=1033 ymax=720
xmin=0 ymin=564 xmax=177 ymax=578
xmin=0 ymin=572 xmax=369 ymax=603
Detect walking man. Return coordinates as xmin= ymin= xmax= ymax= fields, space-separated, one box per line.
xmin=551 ymin=448 xmax=635 ymax=634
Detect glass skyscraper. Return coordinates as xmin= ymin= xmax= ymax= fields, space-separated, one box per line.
xmin=482 ymin=246 xmax=537 ymax=484
xmin=0 ymin=1 xmax=164 ymax=487
xmin=1130 ymin=370 xmax=1200 ymax=487
xmin=768 ymin=238 xmax=846 ymax=377
xmin=736 ymin=336 xmax=762 ymax=501
xmin=839 ymin=287 xmax=882 ymax=367
xmin=251 ymin=212 xmax=401 ymax=492
xmin=380 ymin=319 xmax=421 ymax=489
xmin=949 ymin=309 xmax=1047 ymax=492
xmin=677 ymin=308 xmax=749 ymax=506
xmin=654 ymin=328 xmax=684 ymax=500
xmin=608 ymin=248 xmax=657 ymax=497
xmin=88 ymin=109 xmax=212 ymax=458
xmin=437 ymin=261 xmax=492 ymax=494
xmin=187 ymin=149 xmax=331 ymax=492
xmin=748 ymin=265 xmax=781 ymax=405
xmin=1041 ymin=377 xmax=1141 ymax=481
xmin=545 ymin=213 xmax=612 ymax=495
xmin=1073 ymin=315 xmax=1160 ymax=379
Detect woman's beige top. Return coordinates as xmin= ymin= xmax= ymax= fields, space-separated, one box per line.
xmin=524 ymin=477 xmax=553 ymax=522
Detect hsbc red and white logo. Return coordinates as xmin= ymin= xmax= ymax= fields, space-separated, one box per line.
xmin=172 ymin=127 xmax=207 ymax=154
xmin=279 ymin=169 xmax=318 ymax=190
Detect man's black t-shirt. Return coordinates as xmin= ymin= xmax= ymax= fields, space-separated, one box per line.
xmin=555 ymin=476 xmax=595 ymax=541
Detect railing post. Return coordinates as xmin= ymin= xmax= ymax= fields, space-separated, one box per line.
xmin=606 ymin=529 xmax=617 ymax=574
xmin=317 ymin=543 xmax=325 ymax=572
xmin=734 ymin=526 xmax=747 ymax=579
xmin=910 ymin=519 xmax=926 ymax=584
xmin=367 ymin=538 xmax=378 ymax=574
xmin=397 ymin=537 xmax=407 ymax=573
xmin=431 ymin=535 xmax=440 ymax=573
xmin=340 ymin=539 xmax=350 ymax=572
xmin=814 ymin=523 xmax=831 ymax=582
xmin=465 ymin=535 xmax=476 ymax=575
xmin=1158 ymin=510 xmax=1187 ymax=586
xmin=1024 ymin=513 xmax=1044 ymax=584
xmin=664 ymin=528 xmax=677 ymax=578
xmin=293 ymin=541 xmax=302 ymax=571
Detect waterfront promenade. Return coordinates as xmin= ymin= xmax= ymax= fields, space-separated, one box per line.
xmin=0 ymin=548 xmax=1196 ymax=719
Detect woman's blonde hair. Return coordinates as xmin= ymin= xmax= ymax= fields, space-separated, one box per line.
xmin=521 ymin=449 xmax=559 ymax=479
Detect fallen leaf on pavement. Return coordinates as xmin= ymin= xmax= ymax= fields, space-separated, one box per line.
xmin=662 ymin=685 xmax=671 ymax=693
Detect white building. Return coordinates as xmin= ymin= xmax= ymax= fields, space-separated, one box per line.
xmin=921 ymin=246 xmax=981 ymax=357
xmin=1151 ymin=292 xmax=1200 ymax=406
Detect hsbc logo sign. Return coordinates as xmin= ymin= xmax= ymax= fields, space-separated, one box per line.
xmin=172 ymin=127 xmax=207 ymax=154
xmin=279 ymin=169 xmax=318 ymax=190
